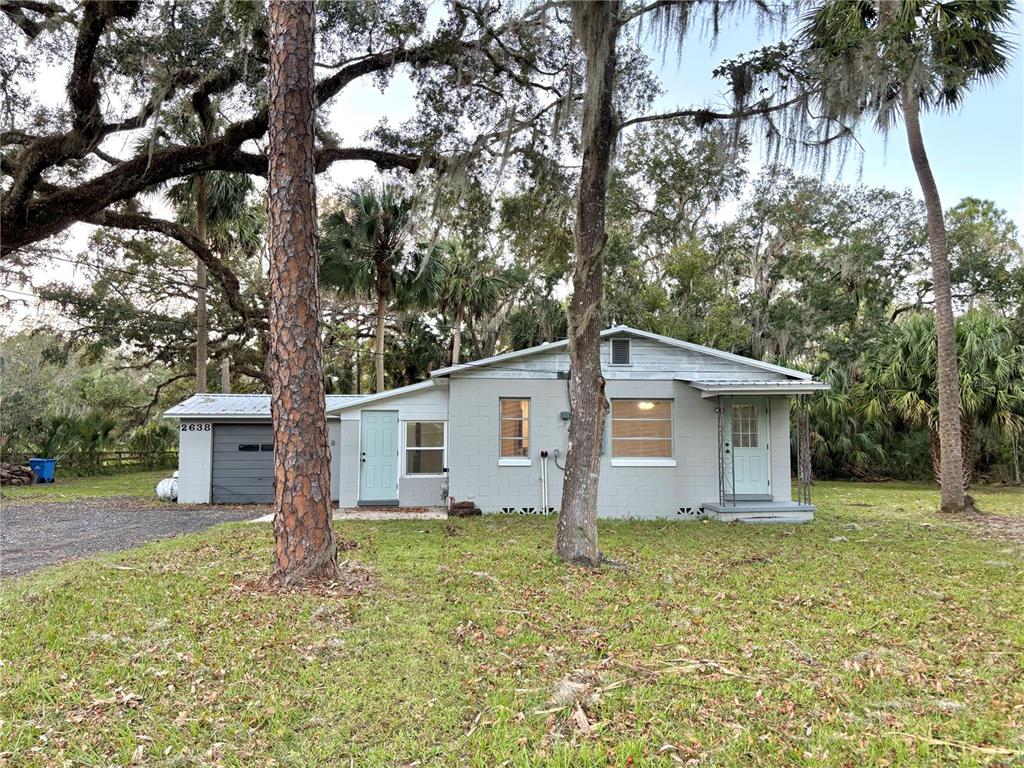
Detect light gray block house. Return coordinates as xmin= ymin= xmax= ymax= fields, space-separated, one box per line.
xmin=165 ymin=326 xmax=828 ymax=522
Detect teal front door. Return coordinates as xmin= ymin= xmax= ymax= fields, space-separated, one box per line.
xmin=729 ymin=398 xmax=770 ymax=497
xmin=360 ymin=411 xmax=399 ymax=504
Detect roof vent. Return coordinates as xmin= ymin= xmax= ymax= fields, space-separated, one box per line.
xmin=610 ymin=337 xmax=631 ymax=366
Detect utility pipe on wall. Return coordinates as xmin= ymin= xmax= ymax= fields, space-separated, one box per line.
xmin=540 ymin=449 xmax=549 ymax=513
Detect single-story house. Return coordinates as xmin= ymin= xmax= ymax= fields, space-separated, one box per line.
xmin=164 ymin=326 xmax=829 ymax=521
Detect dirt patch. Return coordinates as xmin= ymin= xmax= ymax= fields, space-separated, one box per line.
xmin=958 ymin=512 xmax=1024 ymax=546
xmin=335 ymin=506 xmax=447 ymax=521
xmin=229 ymin=559 xmax=373 ymax=599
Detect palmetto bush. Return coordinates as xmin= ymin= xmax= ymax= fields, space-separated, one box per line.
xmin=800 ymin=361 xmax=887 ymax=479
xmin=857 ymin=309 xmax=1024 ymax=487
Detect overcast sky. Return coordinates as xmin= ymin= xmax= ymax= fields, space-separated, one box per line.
xmin=5 ymin=7 xmax=1022 ymax=328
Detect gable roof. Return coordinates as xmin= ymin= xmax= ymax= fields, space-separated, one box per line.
xmin=164 ymin=393 xmax=363 ymax=419
xmin=430 ymin=325 xmax=814 ymax=381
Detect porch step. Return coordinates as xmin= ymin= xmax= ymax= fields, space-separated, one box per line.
xmin=702 ymin=501 xmax=815 ymax=524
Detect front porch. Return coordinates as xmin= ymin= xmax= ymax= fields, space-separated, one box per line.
xmin=701 ymin=500 xmax=815 ymax=524
xmin=685 ymin=381 xmax=823 ymax=524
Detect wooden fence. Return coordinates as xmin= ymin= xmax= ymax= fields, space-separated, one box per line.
xmin=2 ymin=450 xmax=178 ymax=475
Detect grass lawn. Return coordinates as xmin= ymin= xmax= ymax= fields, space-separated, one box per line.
xmin=2 ymin=482 xmax=1022 ymax=766
xmin=0 ymin=469 xmax=167 ymax=502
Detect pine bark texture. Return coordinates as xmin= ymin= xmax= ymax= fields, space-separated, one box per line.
xmin=556 ymin=1 xmax=620 ymax=567
xmin=902 ymin=86 xmax=965 ymax=513
xmin=267 ymin=0 xmax=337 ymax=585
xmin=194 ymin=174 xmax=208 ymax=394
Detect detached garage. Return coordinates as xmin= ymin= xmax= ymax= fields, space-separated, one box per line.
xmin=165 ymin=394 xmax=360 ymax=504
xmin=211 ymin=424 xmax=275 ymax=503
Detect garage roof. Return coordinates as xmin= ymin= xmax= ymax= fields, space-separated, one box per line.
xmin=164 ymin=393 xmax=364 ymax=419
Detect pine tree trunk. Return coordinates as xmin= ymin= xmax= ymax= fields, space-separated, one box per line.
xmin=960 ymin=418 xmax=973 ymax=490
xmin=195 ymin=175 xmax=208 ymax=394
xmin=556 ymin=1 xmax=620 ymax=567
xmin=266 ymin=0 xmax=337 ymax=586
xmin=452 ymin=304 xmax=464 ymax=365
xmin=902 ymin=85 xmax=965 ymax=514
xmin=374 ymin=290 xmax=387 ymax=393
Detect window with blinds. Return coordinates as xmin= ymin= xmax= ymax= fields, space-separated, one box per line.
xmin=611 ymin=399 xmax=672 ymax=458
xmin=499 ymin=398 xmax=530 ymax=458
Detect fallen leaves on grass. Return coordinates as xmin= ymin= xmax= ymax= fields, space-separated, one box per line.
xmin=959 ymin=511 xmax=1024 ymax=545
xmin=887 ymin=730 xmax=1024 ymax=758
xmin=229 ymin=558 xmax=372 ymax=599
xmin=67 ymin=688 xmax=143 ymax=725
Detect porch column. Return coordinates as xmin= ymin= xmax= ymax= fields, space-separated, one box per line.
xmin=796 ymin=395 xmax=812 ymax=505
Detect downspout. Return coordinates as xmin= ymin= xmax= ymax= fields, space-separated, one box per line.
xmin=717 ymin=396 xmax=725 ymax=506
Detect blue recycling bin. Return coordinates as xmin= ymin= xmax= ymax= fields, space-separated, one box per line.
xmin=28 ymin=458 xmax=56 ymax=483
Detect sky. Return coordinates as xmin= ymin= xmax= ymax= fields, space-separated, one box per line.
xmin=647 ymin=12 xmax=1024 ymax=222
xmin=4 ymin=5 xmax=1023 ymax=327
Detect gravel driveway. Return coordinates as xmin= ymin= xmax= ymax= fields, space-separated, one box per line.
xmin=0 ymin=496 xmax=264 ymax=577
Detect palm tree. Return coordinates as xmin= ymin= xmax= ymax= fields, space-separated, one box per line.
xmin=158 ymin=110 xmax=258 ymax=394
xmin=800 ymin=0 xmax=1016 ymax=512
xmin=858 ymin=309 xmax=1024 ymax=492
xmin=320 ymin=184 xmax=439 ymax=392
xmin=802 ymin=361 xmax=887 ymax=479
xmin=435 ymin=239 xmax=506 ymax=365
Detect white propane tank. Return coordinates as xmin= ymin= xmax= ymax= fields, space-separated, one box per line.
xmin=156 ymin=474 xmax=179 ymax=501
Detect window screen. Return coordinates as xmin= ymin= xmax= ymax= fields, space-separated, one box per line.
xmin=610 ymin=338 xmax=631 ymax=365
xmin=611 ymin=400 xmax=672 ymax=457
xmin=406 ymin=421 xmax=445 ymax=475
xmin=731 ymin=404 xmax=759 ymax=448
xmin=499 ymin=399 xmax=530 ymax=458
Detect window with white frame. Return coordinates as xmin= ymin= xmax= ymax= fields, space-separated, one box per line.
xmin=610 ymin=337 xmax=631 ymax=365
xmin=731 ymin=404 xmax=759 ymax=448
xmin=611 ymin=399 xmax=672 ymax=458
xmin=499 ymin=398 xmax=530 ymax=458
xmin=405 ymin=421 xmax=445 ymax=475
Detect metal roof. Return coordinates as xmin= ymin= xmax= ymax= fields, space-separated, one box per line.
xmin=679 ymin=377 xmax=830 ymax=397
xmin=324 ymin=379 xmax=439 ymax=414
xmin=430 ymin=325 xmax=814 ymax=381
xmin=163 ymin=393 xmax=365 ymax=419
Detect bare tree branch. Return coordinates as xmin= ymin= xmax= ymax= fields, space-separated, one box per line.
xmin=619 ymin=93 xmax=809 ymax=130
xmin=82 ymin=208 xmax=261 ymax=330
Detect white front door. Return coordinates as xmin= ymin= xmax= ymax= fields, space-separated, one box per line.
xmin=729 ymin=398 xmax=770 ymax=497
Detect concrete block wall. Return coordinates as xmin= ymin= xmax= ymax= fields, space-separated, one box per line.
xmin=328 ymin=418 xmax=341 ymax=502
xmin=769 ymin=397 xmax=793 ymax=502
xmin=337 ymin=420 xmax=360 ymax=507
xmin=448 ymin=377 xmax=732 ymax=519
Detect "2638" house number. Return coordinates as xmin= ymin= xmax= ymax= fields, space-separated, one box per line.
xmin=180 ymin=423 xmax=211 ymax=431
